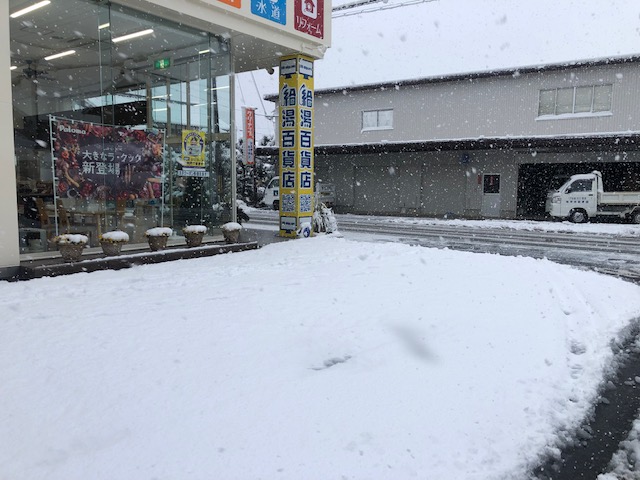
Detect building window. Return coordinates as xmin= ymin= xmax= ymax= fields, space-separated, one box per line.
xmin=362 ymin=109 xmax=393 ymax=130
xmin=537 ymin=84 xmax=613 ymax=117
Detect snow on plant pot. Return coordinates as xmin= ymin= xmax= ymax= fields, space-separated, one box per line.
xmin=145 ymin=227 xmax=173 ymax=251
xmin=221 ymin=222 xmax=242 ymax=244
xmin=99 ymin=230 xmax=129 ymax=256
xmin=182 ymin=225 xmax=207 ymax=247
xmin=53 ymin=234 xmax=88 ymax=262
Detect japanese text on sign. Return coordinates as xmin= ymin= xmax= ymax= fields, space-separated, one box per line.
xmin=278 ymin=55 xmax=315 ymax=237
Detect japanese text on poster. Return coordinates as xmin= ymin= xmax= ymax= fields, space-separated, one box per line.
xmin=50 ymin=116 xmax=164 ymax=201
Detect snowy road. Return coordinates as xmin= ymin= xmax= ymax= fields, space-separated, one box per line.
xmin=247 ymin=210 xmax=640 ymax=283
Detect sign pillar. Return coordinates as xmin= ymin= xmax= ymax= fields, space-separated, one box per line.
xmin=278 ymin=54 xmax=314 ymax=237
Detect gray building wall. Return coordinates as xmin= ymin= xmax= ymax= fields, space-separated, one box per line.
xmin=309 ymin=59 xmax=640 ymax=220
xmin=314 ymin=62 xmax=640 ymax=145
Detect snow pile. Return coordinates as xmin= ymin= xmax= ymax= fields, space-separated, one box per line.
xmin=100 ymin=231 xmax=130 ymax=243
xmin=182 ymin=225 xmax=208 ymax=234
xmin=53 ymin=233 xmax=89 ymax=244
xmin=144 ymin=227 xmax=173 ymax=237
xmin=222 ymin=221 xmax=243 ymax=231
xmin=2 ymin=237 xmax=640 ymax=479
xmin=345 ymin=214 xmax=640 ymax=237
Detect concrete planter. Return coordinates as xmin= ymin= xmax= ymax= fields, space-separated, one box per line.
xmin=54 ymin=234 xmax=88 ymax=263
xmin=100 ymin=241 xmax=124 ymax=256
xmin=58 ymin=243 xmax=85 ymax=262
xmin=222 ymin=229 xmax=240 ymax=244
xmin=184 ymin=231 xmax=204 ymax=247
xmin=221 ymin=222 xmax=242 ymax=244
xmin=100 ymin=231 xmax=129 ymax=256
xmin=182 ymin=225 xmax=207 ymax=247
xmin=145 ymin=227 xmax=173 ymax=252
xmin=147 ymin=235 xmax=169 ymax=251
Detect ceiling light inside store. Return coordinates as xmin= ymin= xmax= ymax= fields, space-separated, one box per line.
xmin=205 ymin=86 xmax=230 ymax=91
xmin=44 ymin=50 xmax=76 ymax=61
xmin=10 ymin=66 xmax=17 ymax=71
xmin=198 ymin=49 xmax=210 ymax=55
xmin=112 ymin=29 xmax=154 ymax=43
xmin=10 ymin=0 xmax=50 ymax=18
xmin=98 ymin=23 xmax=110 ymax=30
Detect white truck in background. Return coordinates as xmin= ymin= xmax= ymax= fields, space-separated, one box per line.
xmin=546 ymin=170 xmax=640 ymax=224
xmin=260 ymin=177 xmax=335 ymax=210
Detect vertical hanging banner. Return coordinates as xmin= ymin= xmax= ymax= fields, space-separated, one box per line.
xmin=243 ymin=107 xmax=256 ymax=166
xmin=279 ymin=54 xmax=314 ymax=237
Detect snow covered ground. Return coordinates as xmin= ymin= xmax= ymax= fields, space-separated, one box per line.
xmin=3 ymin=236 xmax=640 ymax=479
xmin=340 ymin=214 xmax=640 ymax=237
xmin=247 ymin=207 xmax=640 ymax=237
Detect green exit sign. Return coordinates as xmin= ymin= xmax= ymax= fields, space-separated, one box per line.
xmin=154 ymin=58 xmax=171 ymax=70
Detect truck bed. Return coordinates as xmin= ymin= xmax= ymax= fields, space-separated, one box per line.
xmin=599 ymin=192 xmax=640 ymax=205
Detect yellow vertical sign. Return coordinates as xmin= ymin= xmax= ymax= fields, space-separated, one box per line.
xmin=278 ymin=55 xmax=314 ymax=237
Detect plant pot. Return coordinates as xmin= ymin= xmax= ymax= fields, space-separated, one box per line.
xmin=58 ymin=243 xmax=84 ymax=262
xmin=222 ymin=229 xmax=240 ymax=244
xmin=184 ymin=231 xmax=204 ymax=247
xmin=101 ymin=241 xmax=123 ymax=256
xmin=147 ymin=235 xmax=168 ymax=251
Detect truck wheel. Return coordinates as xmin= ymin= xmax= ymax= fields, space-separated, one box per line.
xmin=569 ymin=210 xmax=588 ymax=223
xmin=273 ymin=200 xmax=279 ymax=211
xmin=630 ymin=210 xmax=640 ymax=224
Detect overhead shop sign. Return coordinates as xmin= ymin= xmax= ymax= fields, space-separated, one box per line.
xmin=251 ymin=0 xmax=286 ymax=25
xmin=294 ymin=0 xmax=324 ymax=38
xmin=195 ymin=0 xmax=327 ymax=41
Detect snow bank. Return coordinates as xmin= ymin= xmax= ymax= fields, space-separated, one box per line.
xmin=1 ymin=237 xmax=640 ymax=479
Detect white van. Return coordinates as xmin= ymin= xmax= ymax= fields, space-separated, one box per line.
xmin=261 ymin=177 xmax=280 ymax=210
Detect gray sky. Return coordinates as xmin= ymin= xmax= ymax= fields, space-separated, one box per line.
xmin=237 ymin=0 xmax=640 ymax=138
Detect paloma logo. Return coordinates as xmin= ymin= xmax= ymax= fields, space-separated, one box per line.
xmin=58 ymin=124 xmax=87 ymax=135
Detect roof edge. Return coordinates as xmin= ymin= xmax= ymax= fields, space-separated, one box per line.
xmin=256 ymin=133 xmax=640 ymax=155
xmin=264 ymin=54 xmax=640 ymax=100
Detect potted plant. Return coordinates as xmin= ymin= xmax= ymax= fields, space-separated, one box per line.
xmin=145 ymin=227 xmax=173 ymax=251
xmin=221 ymin=222 xmax=242 ymax=244
xmin=182 ymin=225 xmax=207 ymax=247
xmin=99 ymin=230 xmax=129 ymax=256
xmin=53 ymin=233 xmax=88 ymax=262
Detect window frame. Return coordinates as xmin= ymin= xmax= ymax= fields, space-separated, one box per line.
xmin=361 ymin=108 xmax=394 ymax=131
xmin=537 ymin=84 xmax=613 ymax=119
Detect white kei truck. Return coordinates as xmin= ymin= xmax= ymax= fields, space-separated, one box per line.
xmin=261 ymin=177 xmax=335 ymax=211
xmin=545 ymin=170 xmax=640 ymax=224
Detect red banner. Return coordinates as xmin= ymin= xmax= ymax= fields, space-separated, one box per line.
xmin=50 ymin=117 xmax=164 ymax=201
xmin=243 ymin=108 xmax=255 ymax=166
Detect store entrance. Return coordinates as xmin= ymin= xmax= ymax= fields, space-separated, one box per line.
xmin=11 ymin=0 xmax=232 ymax=253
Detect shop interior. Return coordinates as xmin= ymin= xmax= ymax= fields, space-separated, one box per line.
xmin=10 ymin=0 xmax=233 ymax=253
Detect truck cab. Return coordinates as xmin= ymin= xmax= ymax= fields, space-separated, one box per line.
xmin=546 ymin=170 xmax=640 ymax=223
xmin=546 ymin=173 xmax=597 ymax=223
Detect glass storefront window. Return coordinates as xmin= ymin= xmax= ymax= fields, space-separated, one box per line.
xmin=10 ymin=0 xmax=232 ymax=252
